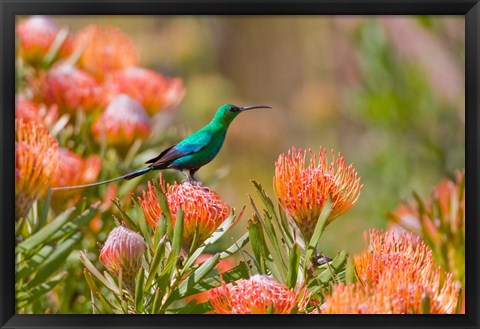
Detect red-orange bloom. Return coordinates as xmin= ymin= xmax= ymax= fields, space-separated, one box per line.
xmin=323 ymin=230 xmax=460 ymax=314
xmin=16 ymin=16 xmax=72 ymax=65
xmin=138 ymin=178 xmax=231 ymax=250
xmin=52 ymin=148 xmax=102 ymax=197
xmin=15 ymin=97 xmax=59 ymax=128
xmin=274 ymin=147 xmax=362 ymax=241
xmin=31 ymin=64 xmax=101 ymax=114
xmin=209 ymin=275 xmax=309 ymax=314
xmin=15 ymin=119 xmax=59 ymax=220
xmin=99 ymin=226 xmax=145 ymax=290
xmin=104 ymin=67 xmax=185 ymax=115
xmin=91 ymin=94 xmax=151 ymax=147
xmin=74 ymin=25 xmax=139 ymax=81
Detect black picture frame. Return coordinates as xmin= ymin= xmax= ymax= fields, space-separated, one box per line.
xmin=1 ymin=1 xmax=478 ymax=328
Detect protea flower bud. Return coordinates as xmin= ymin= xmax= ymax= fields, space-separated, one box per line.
xmin=138 ymin=178 xmax=231 ymax=251
xmin=15 ymin=119 xmax=58 ymax=220
xmin=104 ymin=67 xmax=185 ymax=115
xmin=209 ymin=275 xmax=309 ymax=314
xmin=323 ymin=230 xmax=460 ymax=314
xmin=91 ymin=94 xmax=151 ymax=147
xmin=99 ymin=226 xmax=145 ymax=291
xmin=16 ymin=16 xmax=72 ymax=66
xmin=74 ymin=25 xmax=139 ymax=81
xmin=274 ymin=147 xmax=362 ymax=241
xmin=31 ymin=64 xmax=100 ymax=114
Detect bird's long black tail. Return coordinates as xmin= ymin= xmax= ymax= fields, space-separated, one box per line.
xmin=50 ymin=166 xmax=153 ymax=191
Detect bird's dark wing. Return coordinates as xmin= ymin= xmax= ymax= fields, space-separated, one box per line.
xmin=145 ymin=133 xmax=212 ymax=167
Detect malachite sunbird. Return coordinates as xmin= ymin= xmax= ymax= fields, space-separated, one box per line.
xmin=51 ymin=104 xmax=271 ymax=191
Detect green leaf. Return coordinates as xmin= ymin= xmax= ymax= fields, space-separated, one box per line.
xmin=35 ymin=188 xmax=52 ymax=233
xmin=286 ymin=243 xmax=301 ymax=288
xmin=27 ymin=231 xmax=82 ymax=287
xmin=219 ymin=233 xmax=249 ymax=260
xmin=16 ymin=204 xmax=77 ymax=252
xmin=80 ymin=251 xmax=120 ymax=295
xmin=155 ymin=181 xmax=172 ymax=225
xmin=346 ymin=255 xmax=355 ymax=284
xmin=145 ymin=236 xmax=167 ymax=290
xmin=16 ymin=272 xmax=66 ymax=304
xmin=303 ymin=200 xmax=331 ymax=275
xmin=316 ymin=250 xmax=348 ymax=285
xmin=45 ymin=204 xmax=98 ymax=243
xmin=112 ymin=198 xmax=137 ymax=231
xmin=83 ymin=269 xmax=114 ymax=314
xmin=172 ymin=206 xmax=184 ymax=258
xmin=247 ymin=216 xmax=270 ymax=274
xmin=165 ymin=254 xmax=220 ymax=305
xmin=171 ymin=300 xmax=212 ymax=314
xmin=135 ymin=268 xmax=145 ymax=313
xmin=16 ymin=245 xmax=54 ymax=281
xmin=182 ymin=212 xmax=237 ymax=272
xmin=134 ymin=198 xmax=152 ymax=245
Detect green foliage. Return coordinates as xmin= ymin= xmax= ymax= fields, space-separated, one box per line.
xmin=247 ymin=180 xmax=348 ymax=305
xmin=82 ymin=183 xmax=249 ymax=314
xmin=15 ymin=197 xmax=98 ymax=312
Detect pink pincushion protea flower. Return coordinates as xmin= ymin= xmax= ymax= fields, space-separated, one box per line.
xmin=209 ymin=275 xmax=309 ymax=314
xmin=138 ymin=177 xmax=232 ymax=250
xmin=99 ymin=226 xmax=145 ymax=290
xmin=323 ymin=230 xmax=460 ymax=314
xmin=31 ymin=64 xmax=101 ymax=114
xmin=15 ymin=119 xmax=59 ymax=220
xmin=104 ymin=67 xmax=185 ymax=115
xmin=16 ymin=16 xmax=72 ymax=65
xmin=274 ymin=147 xmax=362 ymax=241
xmin=74 ymin=25 xmax=139 ymax=81
xmin=91 ymin=94 xmax=151 ymax=147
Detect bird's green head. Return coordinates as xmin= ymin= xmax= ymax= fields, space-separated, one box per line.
xmin=212 ymin=104 xmax=271 ymax=127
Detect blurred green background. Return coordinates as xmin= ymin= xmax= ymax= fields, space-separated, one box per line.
xmin=55 ymin=15 xmax=465 ymax=256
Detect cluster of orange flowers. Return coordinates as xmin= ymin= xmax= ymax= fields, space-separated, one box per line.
xmin=15 ymin=16 xmax=185 ymax=219
xmin=323 ymin=230 xmax=460 ymax=314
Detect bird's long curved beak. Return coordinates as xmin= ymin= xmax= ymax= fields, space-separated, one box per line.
xmin=239 ymin=105 xmax=272 ymax=111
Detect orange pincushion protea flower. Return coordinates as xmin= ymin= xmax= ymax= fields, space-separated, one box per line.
xmin=15 ymin=119 xmax=58 ymax=219
xmin=31 ymin=64 xmax=100 ymax=113
xmin=74 ymin=25 xmax=139 ymax=81
xmin=323 ymin=230 xmax=460 ymax=314
xmin=15 ymin=97 xmax=59 ymax=128
xmin=91 ymin=94 xmax=151 ymax=147
xmin=274 ymin=147 xmax=362 ymax=241
xmin=138 ymin=178 xmax=231 ymax=250
xmin=99 ymin=226 xmax=145 ymax=291
xmin=104 ymin=67 xmax=185 ymax=115
xmin=209 ymin=275 xmax=309 ymax=314
xmin=16 ymin=16 xmax=72 ymax=65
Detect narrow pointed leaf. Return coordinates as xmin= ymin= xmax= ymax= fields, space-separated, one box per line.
xmin=16 ymin=272 xmax=66 ymax=303
xmin=27 ymin=232 xmax=82 ymax=287
xmin=286 ymin=243 xmax=301 ymax=288
xmin=135 ymin=269 xmax=145 ymax=313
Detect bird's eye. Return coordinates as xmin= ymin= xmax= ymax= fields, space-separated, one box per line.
xmin=229 ymin=107 xmax=239 ymax=112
